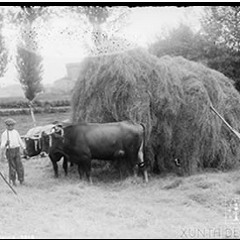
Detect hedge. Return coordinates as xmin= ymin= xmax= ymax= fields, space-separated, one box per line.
xmin=0 ymin=106 xmax=71 ymax=116
xmin=0 ymin=99 xmax=70 ymax=109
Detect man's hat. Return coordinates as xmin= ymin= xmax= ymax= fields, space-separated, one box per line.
xmin=4 ymin=118 xmax=16 ymax=126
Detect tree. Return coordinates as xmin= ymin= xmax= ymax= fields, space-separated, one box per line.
xmin=16 ymin=46 xmax=43 ymax=103
xmin=201 ymin=6 xmax=240 ymax=91
xmin=64 ymin=6 xmax=131 ymax=55
xmin=70 ymin=6 xmax=110 ymax=54
xmin=149 ymin=8 xmax=240 ymax=93
xmin=15 ymin=6 xmax=47 ymax=126
xmin=149 ymin=23 xmax=207 ymax=62
xmin=0 ymin=8 xmax=8 ymax=78
xmin=201 ymin=6 xmax=240 ymax=51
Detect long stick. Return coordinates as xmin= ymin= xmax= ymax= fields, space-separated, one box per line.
xmin=0 ymin=171 xmax=18 ymax=195
xmin=210 ymin=104 xmax=240 ymax=140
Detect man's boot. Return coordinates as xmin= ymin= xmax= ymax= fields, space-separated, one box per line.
xmin=12 ymin=180 xmax=16 ymax=186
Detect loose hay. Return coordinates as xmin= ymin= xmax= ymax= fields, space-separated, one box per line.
xmin=71 ymin=48 xmax=240 ymax=175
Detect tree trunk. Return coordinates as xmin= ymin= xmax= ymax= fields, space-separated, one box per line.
xmin=29 ymin=101 xmax=36 ymax=127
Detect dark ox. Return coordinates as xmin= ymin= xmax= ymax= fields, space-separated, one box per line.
xmin=48 ymin=121 xmax=148 ymax=183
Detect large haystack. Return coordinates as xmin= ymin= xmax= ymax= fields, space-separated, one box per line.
xmin=71 ymin=48 xmax=240 ymax=175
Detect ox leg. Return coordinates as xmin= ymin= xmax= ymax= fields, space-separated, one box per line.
xmin=138 ymin=142 xmax=148 ymax=183
xmin=115 ymin=150 xmax=125 ymax=181
xmin=118 ymin=161 xmax=123 ymax=181
xmin=79 ymin=160 xmax=92 ymax=184
xmin=127 ymin=152 xmax=138 ymax=183
xmin=49 ymin=153 xmax=62 ymax=178
xmin=133 ymin=163 xmax=138 ymax=179
xmin=77 ymin=164 xmax=84 ymax=180
xmin=52 ymin=161 xmax=58 ymax=178
xmin=77 ymin=162 xmax=92 ymax=184
xmin=128 ymin=152 xmax=138 ymax=178
xmin=86 ymin=170 xmax=92 ymax=185
xmin=63 ymin=157 xmax=68 ymax=176
xmin=84 ymin=161 xmax=92 ymax=185
xmin=114 ymin=158 xmax=123 ymax=181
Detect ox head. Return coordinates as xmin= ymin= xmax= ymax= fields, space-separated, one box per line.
xmin=49 ymin=125 xmax=65 ymax=149
xmin=40 ymin=131 xmax=51 ymax=154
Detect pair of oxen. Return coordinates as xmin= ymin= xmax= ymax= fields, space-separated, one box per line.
xmin=22 ymin=124 xmax=53 ymax=159
xmin=22 ymin=121 xmax=149 ymax=183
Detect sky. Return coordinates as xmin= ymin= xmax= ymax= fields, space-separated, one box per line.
xmin=0 ymin=6 xmax=204 ymax=87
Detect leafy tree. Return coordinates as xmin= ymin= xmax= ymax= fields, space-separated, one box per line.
xmin=201 ymin=6 xmax=240 ymax=91
xmin=201 ymin=6 xmax=240 ymax=51
xmin=149 ymin=23 xmax=207 ymax=62
xmin=149 ymin=8 xmax=240 ymax=93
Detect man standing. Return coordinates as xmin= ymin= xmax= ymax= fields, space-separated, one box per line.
xmin=0 ymin=118 xmax=26 ymax=186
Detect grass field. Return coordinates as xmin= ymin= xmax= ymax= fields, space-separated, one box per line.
xmin=1 ymin=111 xmax=240 ymax=238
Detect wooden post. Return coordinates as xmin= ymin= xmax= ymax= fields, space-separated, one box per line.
xmin=210 ymin=104 xmax=240 ymax=140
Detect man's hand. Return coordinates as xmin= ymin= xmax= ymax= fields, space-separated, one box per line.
xmin=5 ymin=140 xmax=10 ymax=147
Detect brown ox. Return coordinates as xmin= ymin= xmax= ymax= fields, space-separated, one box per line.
xmin=48 ymin=121 xmax=148 ymax=183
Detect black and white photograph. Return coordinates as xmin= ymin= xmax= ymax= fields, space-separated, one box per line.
xmin=1 ymin=4 xmax=240 ymax=239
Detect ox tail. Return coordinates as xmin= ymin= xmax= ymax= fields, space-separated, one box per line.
xmin=49 ymin=134 xmax=52 ymax=148
xmin=139 ymin=123 xmax=148 ymax=183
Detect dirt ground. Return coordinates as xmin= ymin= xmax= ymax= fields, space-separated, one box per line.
xmin=1 ymin=156 xmax=240 ymax=239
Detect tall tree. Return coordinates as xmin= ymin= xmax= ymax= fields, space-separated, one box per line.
xmin=0 ymin=8 xmax=8 ymax=79
xmin=69 ymin=6 xmax=109 ymax=54
xmin=83 ymin=6 xmax=109 ymax=43
xmin=65 ymin=6 xmax=131 ymax=55
xmin=15 ymin=6 xmax=47 ymax=126
xmin=16 ymin=47 xmax=43 ymax=103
